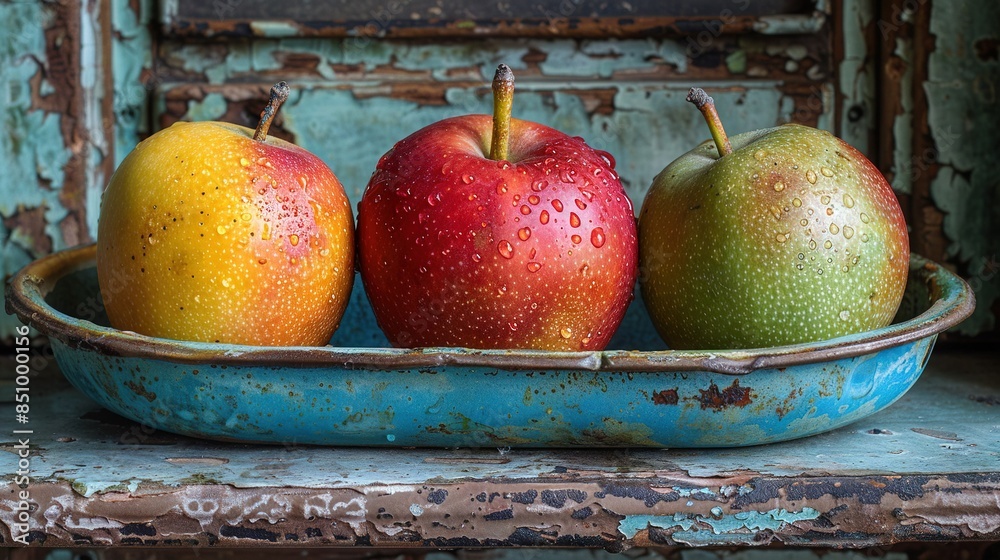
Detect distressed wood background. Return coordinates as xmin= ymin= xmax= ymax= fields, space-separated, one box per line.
xmin=1 ymin=0 xmax=997 ymax=341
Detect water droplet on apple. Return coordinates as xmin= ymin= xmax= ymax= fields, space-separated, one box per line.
xmin=426 ymin=193 xmax=440 ymax=206
xmin=796 ymin=263 xmax=804 ymax=270
xmin=418 ymin=212 xmax=429 ymax=224
xmin=753 ymin=150 xmax=766 ymax=161
xmin=258 ymin=258 xmax=267 ymax=265
xmin=472 ymin=253 xmax=482 ymax=263
xmin=241 ymin=213 xmax=252 ymax=221
xmin=560 ymin=169 xmax=575 ymax=184
xmin=526 ymin=262 xmax=542 ymax=273
xmin=498 ymin=240 xmax=514 ymax=259
xmin=839 ymin=310 xmax=850 ymax=321
xmin=806 ymin=170 xmax=818 ymax=184
xmin=239 ymin=157 xmax=250 ymax=167
xmin=520 ymin=205 xmax=531 ymax=215
xmin=551 ymin=200 xmax=564 ymax=212
xmin=581 ymin=189 xmax=595 ymax=201
xmin=560 ymin=327 xmax=573 ymax=339
xmin=861 ymin=233 xmax=869 ymax=243
xmin=508 ymin=320 xmax=517 ymax=330
xmin=842 ymin=265 xmax=850 ymax=273
xmin=529 ymin=248 xmax=537 ymax=259
xmin=462 ymin=174 xmax=475 ymax=184
xmin=843 ymin=194 xmax=855 ymax=208
xmin=821 ymin=195 xmax=831 ymax=205
xmin=829 ymin=223 xmax=840 ymax=235
xmin=531 ymin=180 xmax=548 ymax=192
xmin=580 ymin=263 xmax=590 ymax=275
xmin=518 ymin=227 xmax=531 ymax=241
xmin=773 ymin=182 xmax=785 ymax=192
xmin=824 ymin=240 xmax=833 ymax=249
xmin=222 ymin=278 xmax=232 ymax=288
xmin=776 ymin=233 xmax=788 ymax=243
xmin=817 ymin=268 xmax=824 ymax=275
xmin=770 ymin=206 xmax=782 ymax=220
xmin=596 ymin=150 xmax=616 ymax=169
xmin=797 ymin=253 xmax=805 ymax=260
xmin=298 ymin=176 xmax=309 ymax=189
xmin=261 ymin=223 xmax=271 ymax=240
xmin=860 ymin=213 xmax=870 ymax=223
xmin=800 ymin=219 xmax=809 ymax=227
xmin=530 ymin=302 xmax=538 ymax=310
xmin=821 ymin=167 xmax=834 ymax=177
xmin=751 ymin=173 xmax=760 ymax=181
xmin=590 ymin=227 xmax=606 ymax=248
xmin=575 ymin=199 xmax=587 ymax=210
xmin=440 ymin=159 xmax=454 ymax=175
xmin=540 ymin=210 xmax=550 ymax=224
xmin=852 ymin=256 xmax=860 ymax=264
xmin=216 ymin=225 xmax=227 ymax=235
xmin=528 ymin=195 xmax=540 ymax=205
xmin=569 ymin=213 xmax=581 ymax=228
xmin=571 ymin=234 xmax=582 ymax=244
xmin=498 ymin=160 xmax=511 ymax=170
xmin=826 ymin=207 xmax=834 ymax=216
xmin=792 ymin=198 xmax=802 ymax=207
xmin=808 ymin=239 xmax=817 ymax=250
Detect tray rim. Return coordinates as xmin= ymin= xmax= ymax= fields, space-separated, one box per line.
xmin=6 ymin=243 xmax=975 ymax=375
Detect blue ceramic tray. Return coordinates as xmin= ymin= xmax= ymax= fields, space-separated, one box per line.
xmin=6 ymin=244 xmax=974 ymax=447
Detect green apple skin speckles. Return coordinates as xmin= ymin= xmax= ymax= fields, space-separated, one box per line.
xmin=638 ymin=124 xmax=910 ymax=350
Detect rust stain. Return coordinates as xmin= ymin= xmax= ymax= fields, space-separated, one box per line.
xmin=974 ymin=38 xmax=999 ymax=61
xmin=124 ymin=380 xmax=157 ymax=403
xmin=696 ymin=380 xmax=753 ymax=411
xmin=652 ymin=388 xmax=678 ymax=405
xmin=4 ymin=205 xmax=54 ymax=257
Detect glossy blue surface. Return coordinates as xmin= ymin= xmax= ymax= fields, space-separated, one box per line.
xmin=7 ymin=245 xmax=974 ymax=447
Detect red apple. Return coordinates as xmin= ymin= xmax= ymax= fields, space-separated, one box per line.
xmin=357 ymin=65 xmax=638 ymax=350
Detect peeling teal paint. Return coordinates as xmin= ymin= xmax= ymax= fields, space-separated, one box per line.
xmin=838 ymin=0 xmax=877 ymax=156
xmin=618 ymin=507 xmax=821 ymax=539
xmin=112 ymin=0 xmax=153 ymax=166
xmin=890 ymin=37 xmax=914 ymax=195
xmin=927 ymin=1 xmax=1000 ymax=334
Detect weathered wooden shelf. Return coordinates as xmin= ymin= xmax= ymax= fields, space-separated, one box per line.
xmin=1 ymin=350 xmax=998 ymax=549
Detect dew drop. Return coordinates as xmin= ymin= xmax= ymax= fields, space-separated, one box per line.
xmin=569 ymin=213 xmax=581 ymax=228
xmin=508 ymin=320 xmax=517 ymax=330
xmin=462 ymin=174 xmax=474 ymax=184
xmin=797 ymin=253 xmax=805 ymax=260
xmin=821 ymin=167 xmax=834 ymax=177
xmin=776 ymin=233 xmax=788 ymax=243
xmin=581 ymin=189 xmax=596 ymax=201
xmin=520 ymin=205 xmax=531 ymax=215
xmin=800 ymin=219 xmax=809 ymax=227
xmin=540 ymin=210 xmax=550 ymax=224
xmin=843 ymin=194 xmax=855 ymax=208
xmin=571 ymin=234 xmax=582 ymax=244
xmin=498 ymin=160 xmax=511 ymax=170
xmin=241 ymin=212 xmax=252 ymax=221
xmin=560 ymin=169 xmax=576 ymax=183
xmin=258 ymin=258 xmax=267 ymax=265
xmin=518 ymin=227 xmax=531 ymax=241
xmin=261 ymin=223 xmax=271 ymax=240
xmin=417 ymin=212 xmax=428 ymax=224
xmin=860 ymin=213 xmax=870 ymax=223
xmin=216 ymin=225 xmax=227 ymax=235
xmin=575 ymin=199 xmax=587 ymax=210
xmin=842 ymin=265 xmax=850 ymax=273
xmin=843 ymin=225 xmax=854 ymax=239
xmin=824 ymin=240 xmax=833 ymax=249
xmin=222 ymin=278 xmax=231 ymax=288
xmin=796 ymin=263 xmax=804 ymax=270
xmin=773 ymin=182 xmax=785 ymax=192
xmin=527 ymin=262 xmax=542 ymax=273
xmin=498 ymin=240 xmax=514 ymax=259
xmin=418 ymin=266 xmax=428 ymax=274
xmin=806 ymin=170 xmax=818 ymax=184
xmin=821 ymin=195 xmax=832 ymax=205
xmin=531 ymin=180 xmax=548 ymax=192
xmin=753 ymin=149 xmax=767 ymax=161
xmin=529 ymin=248 xmax=537 ymax=259
xmin=861 ymin=233 xmax=869 ymax=243
xmin=239 ymin=157 xmax=250 ymax=167
xmin=472 ymin=253 xmax=482 ymax=263
xmin=839 ymin=310 xmax=850 ymax=321
xmin=792 ymin=198 xmax=802 ymax=207
xmin=427 ymin=193 xmax=440 ymax=206
xmin=580 ymin=263 xmax=590 ymax=275
xmin=560 ymin=327 xmax=573 ymax=339
xmin=496 ymin=183 xmax=508 ymax=195
xmin=817 ymin=268 xmax=824 ymax=275
xmin=808 ymin=239 xmax=817 ymax=250
xmin=769 ymin=206 xmax=782 ymax=220
xmin=552 ymin=199 xmax=564 ymax=212
xmin=289 ymin=234 xmax=300 ymax=246
xmin=829 ymin=223 xmax=840 ymax=235
xmin=528 ymin=195 xmax=540 ymax=205
xmin=826 ymin=207 xmax=834 ymax=216
xmin=852 ymin=256 xmax=860 ymax=264
xmin=298 ymin=176 xmax=309 ymax=189
xmin=590 ymin=227 xmax=606 ymax=248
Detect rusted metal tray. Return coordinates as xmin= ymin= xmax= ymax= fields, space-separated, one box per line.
xmin=6 ymin=244 xmax=975 ymax=447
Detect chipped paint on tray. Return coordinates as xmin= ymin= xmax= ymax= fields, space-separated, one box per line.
xmin=619 ymin=507 xmax=820 ymax=539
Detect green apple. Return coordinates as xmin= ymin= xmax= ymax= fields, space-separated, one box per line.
xmin=638 ymin=88 xmax=909 ymax=349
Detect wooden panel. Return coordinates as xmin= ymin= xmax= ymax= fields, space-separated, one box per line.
xmin=162 ymin=0 xmax=824 ymax=38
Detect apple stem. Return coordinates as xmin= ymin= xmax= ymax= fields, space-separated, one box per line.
xmin=489 ymin=64 xmax=515 ymax=161
xmin=686 ymin=87 xmax=733 ymax=157
xmin=253 ymin=81 xmax=290 ymax=142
